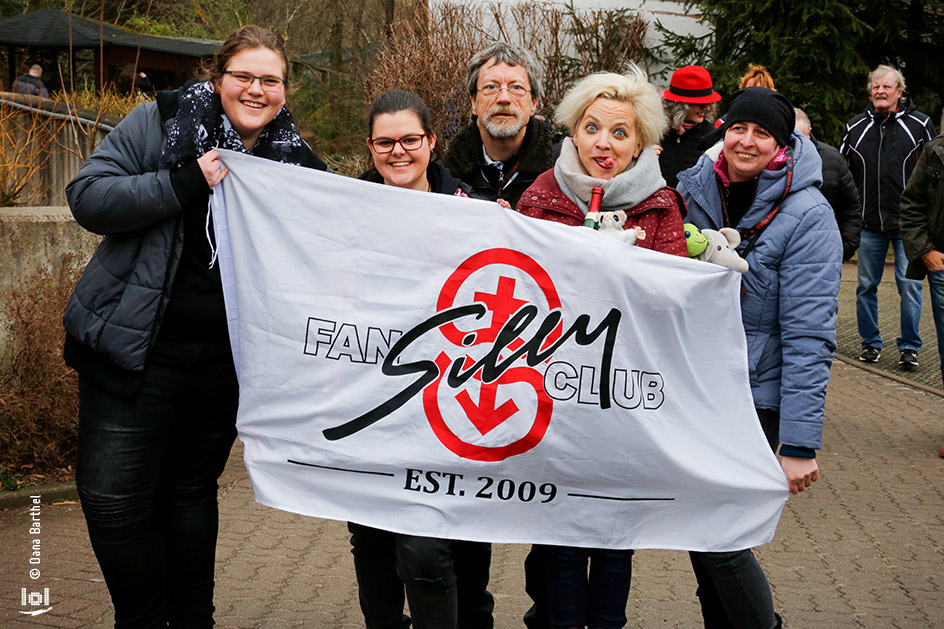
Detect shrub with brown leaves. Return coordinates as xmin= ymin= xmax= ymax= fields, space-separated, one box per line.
xmin=365 ymin=1 xmax=655 ymax=149
xmin=0 ymin=103 xmax=66 ymax=207
xmin=365 ymin=3 xmax=488 ymax=143
xmin=0 ymin=257 xmax=81 ymax=483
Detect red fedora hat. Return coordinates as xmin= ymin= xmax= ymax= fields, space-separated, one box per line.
xmin=662 ymin=65 xmax=721 ymax=104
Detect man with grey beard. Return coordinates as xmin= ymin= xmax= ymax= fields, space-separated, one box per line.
xmin=444 ymin=42 xmax=561 ymax=210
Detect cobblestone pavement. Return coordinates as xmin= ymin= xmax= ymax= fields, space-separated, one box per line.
xmin=1 ymin=265 xmax=942 ymax=628
xmin=837 ymin=261 xmax=943 ymax=392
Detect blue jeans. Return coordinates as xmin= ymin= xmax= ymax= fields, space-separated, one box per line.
xmin=856 ymin=229 xmax=923 ymax=351
xmin=348 ymin=524 xmax=494 ymax=629
xmin=927 ymin=269 xmax=944 ymax=387
xmin=543 ymin=545 xmax=634 ymax=629
xmin=76 ymin=337 xmax=238 ymax=628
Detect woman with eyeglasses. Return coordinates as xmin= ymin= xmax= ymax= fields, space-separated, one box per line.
xmin=348 ymin=90 xmax=494 ymax=629
xmin=346 ymin=89 xmax=495 ymax=629
xmin=360 ymin=88 xmax=475 ymax=197
xmin=63 ymin=25 xmax=326 ymax=626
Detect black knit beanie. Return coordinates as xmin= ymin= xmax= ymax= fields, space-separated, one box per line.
xmin=721 ymin=87 xmax=795 ymax=147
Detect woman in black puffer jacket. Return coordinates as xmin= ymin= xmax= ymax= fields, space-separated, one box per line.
xmin=63 ymin=26 xmax=327 ymax=627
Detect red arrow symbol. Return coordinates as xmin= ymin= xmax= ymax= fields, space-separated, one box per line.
xmin=456 ymin=381 xmax=519 ymax=436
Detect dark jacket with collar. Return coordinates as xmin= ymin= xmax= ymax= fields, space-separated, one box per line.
xmin=658 ymin=120 xmax=715 ymax=189
xmin=900 ymin=134 xmax=944 ymax=280
xmin=840 ymin=99 xmax=935 ymax=233
xmin=443 ymin=115 xmax=560 ymax=209
xmin=62 ymin=88 xmax=326 ymax=396
xmin=813 ymin=137 xmax=862 ymax=260
xmin=12 ymin=73 xmax=48 ymax=97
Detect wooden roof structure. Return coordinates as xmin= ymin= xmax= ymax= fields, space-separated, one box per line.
xmin=0 ymin=10 xmax=221 ymax=91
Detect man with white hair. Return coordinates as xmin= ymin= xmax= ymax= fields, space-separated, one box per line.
xmin=444 ymin=42 xmax=561 ymax=210
xmin=840 ymin=65 xmax=935 ymax=370
xmin=12 ymin=64 xmax=49 ymax=98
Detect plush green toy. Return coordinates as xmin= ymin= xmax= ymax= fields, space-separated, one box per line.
xmin=684 ymin=223 xmax=709 ymax=258
xmin=683 ymin=223 xmax=749 ymax=273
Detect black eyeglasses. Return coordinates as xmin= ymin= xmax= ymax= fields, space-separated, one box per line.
xmin=223 ymin=71 xmax=285 ymax=90
xmin=368 ymin=133 xmax=429 ymax=153
xmin=477 ymin=84 xmax=531 ymax=99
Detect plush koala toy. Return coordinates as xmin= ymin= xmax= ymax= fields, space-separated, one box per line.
xmin=597 ymin=210 xmax=646 ymax=245
xmin=683 ymin=222 xmax=749 ymax=273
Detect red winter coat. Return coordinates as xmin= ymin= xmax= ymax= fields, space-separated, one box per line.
xmin=516 ymin=169 xmax=689 ymax=257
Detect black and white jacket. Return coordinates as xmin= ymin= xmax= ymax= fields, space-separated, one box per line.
xmin=840 ymin=99 xmax=935 ymax=233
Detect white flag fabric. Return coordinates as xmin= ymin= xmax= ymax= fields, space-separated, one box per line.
xmin=211 ymin=150 xmax=788 ymax=551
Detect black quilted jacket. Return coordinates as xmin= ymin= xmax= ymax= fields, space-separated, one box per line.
xmin=63 ymin=90 xmax=325 ymax=396
xmin=658 ymin=120 xmax=715 ymax=189
xmin=814 ymin=138 xmax=862 ymax=260
xmin=840 ymin=100 xmax=935 ymax=233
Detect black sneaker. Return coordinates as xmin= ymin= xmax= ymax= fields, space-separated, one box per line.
xmin=899 ymin=349 xmax=918 ymax=370
xmin=859 ymin=347 xmax=881 ymax=363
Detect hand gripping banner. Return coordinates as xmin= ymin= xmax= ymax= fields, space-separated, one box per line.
xmin=211 ymin=150 xmax=788 ymax=551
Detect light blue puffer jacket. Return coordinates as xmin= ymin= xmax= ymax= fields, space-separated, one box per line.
xmin=677 ymin=131 xmax=842 ymax=451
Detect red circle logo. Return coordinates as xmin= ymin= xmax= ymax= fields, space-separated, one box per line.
xmin=424 ymin=248 xmax=562 ymax=461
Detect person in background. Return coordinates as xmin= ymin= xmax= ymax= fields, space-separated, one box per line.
xmin=899 ymin=132 xmax=944 ymax=457
xmin=118 ymin=65 xmax=154 ymax=98
xmin=656 ymin=65 xmax=722 ymax=188
xmin=444 ymin=42 xmax=561 ymax=209
xmin=12 ymin=64 xmax=48 ymax=97
xmin=794 ymin=107 xmax=862 ymax=260
xmin=705 ymin=63 xmax=777 ymax=142
xmin=134 ymin=71 xmax=154 ymax=96
xmin=350 ymin=89 xmax=494 ymax=629
xmin=63 ymin=25 xmax=327 ymax=627
xmin=677 ymin=86 xmax=841 ymax=629
xmin=739 ymin=64 xmax=776 ymax=90
xmin=516 ymin=68 xmax=688 ymax=629
xmin=840 ymin=65 xmax=935 ymax=369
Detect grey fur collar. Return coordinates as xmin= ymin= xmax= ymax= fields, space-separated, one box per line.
xmin=553 ymin=137 xmax=666 ymax=214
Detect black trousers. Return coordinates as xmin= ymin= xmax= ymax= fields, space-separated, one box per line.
xmin=348 ymin=523 xmax=494 ymax=628
xmin=76 ymin=337 xmax=238 ymax=628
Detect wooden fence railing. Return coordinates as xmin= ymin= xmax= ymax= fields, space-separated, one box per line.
xmin=0 ymin=92 xmax=122 ymax=207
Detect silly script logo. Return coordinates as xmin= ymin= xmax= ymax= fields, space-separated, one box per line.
xmin=318 ymin=248 xmax=646 ymax=461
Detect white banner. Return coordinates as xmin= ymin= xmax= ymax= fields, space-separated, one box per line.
xmin=211 ymin=150 xmax=788 ymax=551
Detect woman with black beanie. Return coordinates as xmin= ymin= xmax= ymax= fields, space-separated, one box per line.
xmin=676 ymin=87 xmax=843 ymax=628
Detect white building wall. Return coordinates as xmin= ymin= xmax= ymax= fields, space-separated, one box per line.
xmin=434 ymin=0 xmax=711 ymax=87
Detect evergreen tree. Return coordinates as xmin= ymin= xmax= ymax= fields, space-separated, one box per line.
xmin=851 ymin=0 xmax=944 ymax=128
xmin=658 ymin=0 xmax=871 ymax=144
